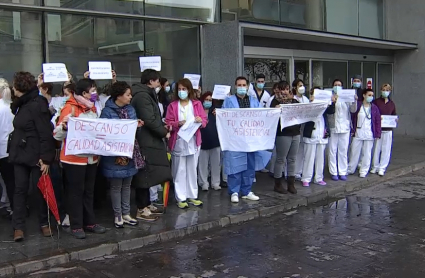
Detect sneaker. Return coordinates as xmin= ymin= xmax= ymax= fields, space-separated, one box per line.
xmin=71 ymin=229 xmax=86 ymax=239
xmin=136 ymin=208 xmax=158 ymax=222
xmin=61 ymin=214 xmax=70 ymax=227
xmin=316 ymin=181 xmax=327 ymax=186
xmin=359 ymin=173 xmax=366 ymax=178
xmin=230 ymin=193 xmax=239 ymax=203
xmin=378 ymin=170 xmax=385 ymax=176
xmin=14 ymin=230 xmax=24 ymax=242
xmin=177 ymin=202 xmax=189 ymax=209
xmin=370 ymin=168 xmax=377 ymax=174
xmin=253 ymin=177 xmax=257 ymax=183
xmin=188 ymin=199 xmax=203 ymax=206
xmin=151 ymin=199 xmax=164 ymax=207
xmin=201 ymin=184 xmax=209 ymax=191
xmin=242 ymin=192 xmax=260 ymax=201
xmin=114 ymin=216 xmax=124 ymax=229
xmin=122 ymin=215 xmax=138 ymax=226
xmin=260 ymin=168 xmax=269 ymax=173
xmin=211 ymin=185 xmax=222 ymax=191
xmin=220 ymin=182 xmax=228 ymax=188
xmin=339 ymin=175 xmax=347 ymax=181
xmin=331 ymin=175 xmax=339 ymax=181
xmin=84 ymin=224 xmax=106 ymax=234
xmin=302 ymin=182 xmax=310 ymax=187
xmin=41 ymin=225 xmax=53 ymax=237
xmin=148 ymin=204 xmax=164 ymax=215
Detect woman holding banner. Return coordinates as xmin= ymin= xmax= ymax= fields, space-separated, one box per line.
xmin=166 ymin=78 xmax=208 ymax=209
xmin=54 ymin=78 xmax=106 ymax=239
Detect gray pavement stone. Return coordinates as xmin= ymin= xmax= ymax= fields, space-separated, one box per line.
xmin=70 ymin=244 xmax=118 ymax=261
xmin=0 ymin=264 xmax=14 ymax=277
xmin=118 ymin=237 xmax=145 ymax=252
xmin=228 ymin=209 xmax=259 ymax=224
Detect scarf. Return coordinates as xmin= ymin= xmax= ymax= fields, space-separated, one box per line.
xmin=74 ymin=94 xmax=96 ymax=113
xmin=10 ymin=89 xmax=39 ymax=115
xmin=117 ymin=106 xmax=146 ymax=170
xmin=274 ymin=91 xmax=292 ymax=104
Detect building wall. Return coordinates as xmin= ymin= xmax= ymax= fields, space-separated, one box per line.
xmin=386 ymin=1 xmax=424 ymax=136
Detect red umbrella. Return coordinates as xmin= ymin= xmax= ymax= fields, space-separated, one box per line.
xmin=162 ymin=152 xmax=172 ymax=213
xmin=37 ymin=174 xmax=60 ymax=224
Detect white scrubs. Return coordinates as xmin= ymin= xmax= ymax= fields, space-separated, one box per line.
xmin=371 ymin=130 xmax=393 ymax=173
xmin=294 ymin=95 xmax=310 ymax=178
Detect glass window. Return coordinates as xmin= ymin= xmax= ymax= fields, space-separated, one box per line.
xmin=359 ymin=0 xmax=384 ymax=39
xmin=377 ymin=63 xmax=393 ymax=94
xmin=221 ymin=0 xmax=280 ymax=25
xmin=325 ymin=0 xmax=358 ymax=36
xmin=244 ymin=58 xmax=289 ymax=90
xmin=312 ymin=61 xmax=347 ymax=89
xmin=44 ymin=0 xmax=144 ymax=15
xmin=0 ymin=0 xmax=39 ymax=4
xmin=294 ymin=60 xmax=310 ymax=90
xmin=145 ymin=0 xmax=218 ymax=22
xmin=0 ymin=10 xmax=42 ymax=81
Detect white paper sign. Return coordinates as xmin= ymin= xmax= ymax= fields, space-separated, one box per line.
xmin=42 ymin=63 xmax=68 ymax=83
xmin=65 ymin=118 xmax=138 ymax=158
xmin=184 ymin=74 xmax=201 ymax=89
xmin=313 ymin=89 xmax=332 ymax=102
xmin=139 ymin=56 xmax=161 ymax=72
xmin=216 ymin=108 xmax=281 ymax=152
xmin=177 ymin=118 xmax=202 ymax=143
xmin=337 ymin=89 xmax=356 ymax=103
xmin=280 ymin=102 xmax=329 ymax=130
xmin=88 ymin=61 xmax=112 ymax=80
xmin=212 ymin=85 xmax=231 ymax=100
xmin=381 ymin=115 xmax=398 ymax=128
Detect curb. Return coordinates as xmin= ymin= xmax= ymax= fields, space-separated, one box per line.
xmin=2 ymin=161 xmax=425 ymax=277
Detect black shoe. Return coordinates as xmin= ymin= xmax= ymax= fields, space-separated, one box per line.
xmin=84 ymin=224 xmax=106 ymax=234
xmin=71 ymin=229 xmax=86 ymax=239
xmin=221 ymin=182 xmax=228 ymax=188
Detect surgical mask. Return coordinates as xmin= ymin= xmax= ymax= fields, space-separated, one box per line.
xmin=165 ymin=86 xmax=170 ymax=93
xmin=203 ymin=101 xmax=212 ymax=109
xmin=90 ymin=91 xmax=98 ymax=103
xmin=256 ymin=83 xmax=265 ymax=89
xmin=236 ymin=87 xmax=247 ymax=96
xmin=333 ymin=86 xmax=342 ymax=93
xmin=178 ymin=90 xmax=188 ymax=100
xmin=381 ymin=91 xmax=390 ymax=98
xmin=297 ymin=86 xmax=306 ymax=95
xmin=353 ymin=82 xmax=362 ymax=88
xmin=366 ymin=96 xmax=374 ymax=103
xmin=39 ymin=90 xmax=43 ymax=96
xmin=155 ymin=87 xmax=161 ymax=94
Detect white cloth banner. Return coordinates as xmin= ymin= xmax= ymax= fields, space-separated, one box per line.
xmin=65 ymin=118 xmax=138 ymax=158
xmin=216 ymin=108 xmax=281 ymax=152
xmin=280 ymin=102 xmax=329 ymax=130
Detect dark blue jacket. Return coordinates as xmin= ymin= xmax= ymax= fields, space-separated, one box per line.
xmin=200 ymin=106 xmax=220 ymax=150
xmin=99 ymin=98 xmax=138 ymax=179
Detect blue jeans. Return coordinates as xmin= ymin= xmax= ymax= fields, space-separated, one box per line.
xmin=227 ymin=152 xmax=255 ymax=196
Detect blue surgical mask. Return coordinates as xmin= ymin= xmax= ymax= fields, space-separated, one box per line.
xmin=178 ymin=90 xmax=188 ymax=100
xmin=333 ymin=86 xmax=342 ymax=93
xmin=165 ymin=86 xmax=170 ymax=93
xmin=381 ymin=91 xmax=390 ymax=98
xmin=38 ymin=90 xmax=43 ymax=96
xmin=203 ymin=101 xmax=212 ymax=109
xmin=366 ymin=96 xmax=374 ymax=103
xmin=256 ymin=83 xmax=265 ymax=89
xmin=353 ymin=82 xmax=362 ymax=88
xmin=236 ymin=87 xmax=247 ymax=96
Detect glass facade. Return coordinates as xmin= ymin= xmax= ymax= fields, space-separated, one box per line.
xmin=244 ymin=58 xmax=289 ymax=90
xmin=221 ymin=0 xmax=385 ymax=39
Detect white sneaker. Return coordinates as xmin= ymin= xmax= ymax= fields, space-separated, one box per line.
xmin=201 ymin=184 xmax=209 ymax=191
xmin=370 ymin=168 xmax=377 ymax=174
xmin=123 ymin=215 xmax=138 ymax=226
xmin=378 ymin=170 xmax=385 ymax=176
xmin=61 ymin=214 xmax=70 ymax=227
xmin=211 ymin=185 xmax=221 ymax=191
xmin=260 ymin=168 xmax=269 ymax=173
xmin=242 ymin=192 xmax=260 ymax=201
xmin=359 ymin=173 xmax=366 ymax=178
xmin=114 ymin=215 xmax=124 ymax=229
xmin=231 ymin=193 xmax=239 ymax=203
xmin=253 ymin=178 xmax=257 ymax=182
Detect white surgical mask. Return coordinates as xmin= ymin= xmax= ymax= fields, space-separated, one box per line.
xmin=155 ymin=87 xmax=161 ymax=94
xmin=297 ymin=86 xmax=306 ymax=95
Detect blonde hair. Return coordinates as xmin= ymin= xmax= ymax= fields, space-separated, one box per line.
xmin=381 ymin=83 xmax=392 ymax=91
xmin=0 ymin=78 xmax=11 ymax=103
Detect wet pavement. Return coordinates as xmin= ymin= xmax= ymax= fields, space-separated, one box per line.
xmin=21 ymin=168 xmax=425 ymax=278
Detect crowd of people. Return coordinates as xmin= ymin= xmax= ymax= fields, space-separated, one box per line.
xmin=0 ymin=69 xmax=396 ymax=242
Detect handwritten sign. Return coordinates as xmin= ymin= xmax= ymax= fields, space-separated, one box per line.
xmin=178 ymin=118 xmax=202 ymax=142
xmin=66 ymin=118 xmax=138 ymax=158
xmin=381 ymin=115 xmax=398 ymax=128
xmin=139 ymin=56 xmax=161 ymax=72
xmin=88 ymin=61 xmax=112 ymax=80
xmin=184 ymin=74 xmax=201 ymax=90
xmin=280 ymin=102 xmax=329 ymax=130
xmin=42 ymin=63 xmax=68 ymax=83
xmin=313 ymin=89 xmax=332 ymax=102
xmin=337 ymin=89 xmax=356 ymax=103
xmin=216 ymin=108 xmax=281 ymax=152
xmin=212 ymin=85 xmax=231 ymax=100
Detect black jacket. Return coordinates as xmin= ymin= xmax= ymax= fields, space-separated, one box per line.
xmin=131 ymin=84 xmax=171 ymax=188
xmin=8 ymin=89 xmax=56 ymax=166
xmin=200 ymin=106 xmax=220 ymax=150
xmin=303 ymin=103 xmax=336 ymax=139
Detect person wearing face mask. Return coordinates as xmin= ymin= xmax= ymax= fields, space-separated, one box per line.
xmin=371 ymin=84 xmax=397 ymax=176
xmin=157 ymin=77 xmax=171 ymax=119
xmin=131 ymin=69 xmax=170 ymax=220
xmin=352 ymin=75 xmax=364 ymax=101
xmin=327 ymin=79 xmax=358 ymax=181
xmin=165 ymin=78 xmax=207 ymax=209
xmin=197 ymin=92 xmax=221 ymax=191
xmin=347 ymin=89 xmax=381 ymax=178
xmin=223 ymin=76 xmax=265 ymax=203
xmin=248 ymin=74 xmax=271 ymax=108
xmin=83 ymin=71 xmax=106 ymax=117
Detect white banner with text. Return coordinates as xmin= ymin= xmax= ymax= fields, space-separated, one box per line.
xmin=280 ymin=102 xmax=329 ymax=130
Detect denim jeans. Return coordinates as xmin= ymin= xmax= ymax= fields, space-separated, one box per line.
xmin=109 ymin=177 xmax=133 ymax=216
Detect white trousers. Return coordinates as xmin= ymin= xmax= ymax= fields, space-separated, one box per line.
xmin=149 ymin=185 xmax=162 ymax=202
xmin=172 ymin=154 xmax=199 ymax=202
xmin=302 ymin=143 xmax=326 ymax=183
xmin=295 ymin=141 xmax=305 ymax=177
xmin=372 ymin=131 xmax=393 ymax=173
xmin=198 ymin=147 xmax=221 ymax=188
xmin=328 ymin=132 xmax=350 ymax=176
xmin=348 ymin=138 xmax=374 ymax=176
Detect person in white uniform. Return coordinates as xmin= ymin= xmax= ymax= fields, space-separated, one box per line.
xmin=248 ymin=74 xmax=271 ymax=108
xmin=301 ymin=87 xmax=336 ymax=187
xmin=327 ymin=79 xmax=358 ymax=181
xmin=371 ymin=84 xmax=397 ymax=176
xmin=348 ymin=89 xmax=381 ymax=178
xmin=165 ymin=78 xmax=208 ymax=209
xmin=292 ymin=79 xmax=309 ymax=180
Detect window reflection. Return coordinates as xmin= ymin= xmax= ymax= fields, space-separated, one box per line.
xmin=145 ymin=0 xmax=218 ymax=22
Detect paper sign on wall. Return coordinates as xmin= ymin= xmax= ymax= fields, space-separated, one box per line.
xmin=381 ymin=115 xmax=398 ymax=128
xmin=66 ymin=118 xmax=138 ymax=158
xmin=212 ymin=85 xmax=231 ymax=100
xmin=42 ymin=63 xmax=68 ymax=83
xmin=184 ymin=74 xmax=201 ymax=89
xmin=139 ymin=56 xmax=161 ymax=72
xmin=216 ymin=108 xmax=281 ymax=152
xmin=88 ymin=61 xmax=112 ymax=80
xmin=280 ymin=102 xmax=329 ymax=130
